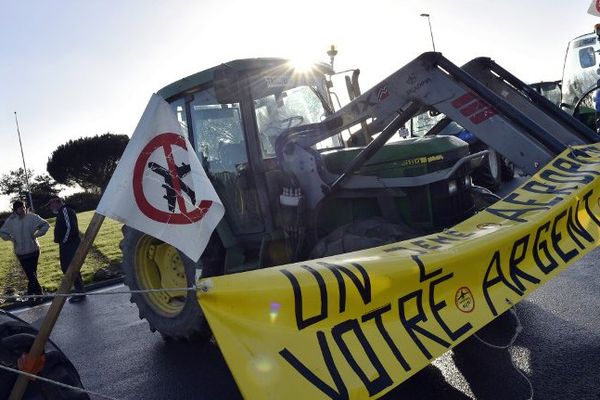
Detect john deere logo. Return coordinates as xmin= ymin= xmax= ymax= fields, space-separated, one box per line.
xmin=455 ymin=287 xmax=474 ymax=313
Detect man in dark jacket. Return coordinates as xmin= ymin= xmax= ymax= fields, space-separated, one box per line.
xmin=48 ymin=197 xmax=86 ymax=303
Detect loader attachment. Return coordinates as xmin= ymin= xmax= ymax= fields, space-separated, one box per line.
xmin=279 ymin=52 xmax=599 ymax=186
xmin=460 ymin=57 xmax=597 ymax=145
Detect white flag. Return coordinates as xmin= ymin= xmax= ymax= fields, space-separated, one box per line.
xmin=589 ymin=0 xmax=600 ymax=16
xmin=97 ymin=94 xmax=224 ymax=261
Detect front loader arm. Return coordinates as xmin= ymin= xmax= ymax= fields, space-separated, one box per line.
xmin=287 ymin=52 xmax=595 ymax=177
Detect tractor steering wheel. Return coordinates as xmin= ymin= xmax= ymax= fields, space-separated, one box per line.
xmin=260 ymin=116 xmax=305 ymax=156
xmin=573 ymin=84 xmax=600 ymax=120
xmin=571 ymin=84 xmax=600 ymax=133
xmin=280 ymin=115 xmax=304 ymax=130
xmin=263 ymin=116 xmax=305 ymax=137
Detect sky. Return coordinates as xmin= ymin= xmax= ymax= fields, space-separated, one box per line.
xmin=0 ymin=0 xmax=597 ymax=211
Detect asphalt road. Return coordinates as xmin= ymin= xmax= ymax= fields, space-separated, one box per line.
xmin=14 ymin=288 xmax=242 ymax=400
xmin=11 ymin=177 xmax=600 ymax=400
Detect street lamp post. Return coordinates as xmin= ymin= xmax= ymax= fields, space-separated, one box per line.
xmin=420 ymin=13 xmax=436 ymax=52
xmin=14 ymin=112 xmax=35 ymax=212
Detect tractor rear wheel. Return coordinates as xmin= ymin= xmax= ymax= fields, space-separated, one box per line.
xmin=0 ymin=311 xmax=89 ymax=399
xmin=120 ymin=226 xmax=215 ymax=341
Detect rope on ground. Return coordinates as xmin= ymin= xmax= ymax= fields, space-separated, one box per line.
xmin=0 ymin=286 xmax=198 ymax=302
xmin=472 ymin=300 xmax=534 ymax=400
xmin=0 ymin=362 xmax=120 ymax=400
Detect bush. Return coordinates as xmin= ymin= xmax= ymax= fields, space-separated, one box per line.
xmin=64 ymin=192 xmax=101 ymax=212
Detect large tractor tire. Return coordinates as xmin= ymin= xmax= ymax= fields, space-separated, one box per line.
xmin=311 ymin=217 xmax=419 ymax=259
xmin=311 ymin=188 xmax=499 ymax=259
xmin=120 ymin=226 xmax=216 ymax=341
xmin=0 ymin=311 xmax=89 ymax=399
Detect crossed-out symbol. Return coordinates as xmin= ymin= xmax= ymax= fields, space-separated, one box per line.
xmin=133 ymin=133 xmax=212 ymax=224
xmin=455 ymin=287 xmax=474 ymax=313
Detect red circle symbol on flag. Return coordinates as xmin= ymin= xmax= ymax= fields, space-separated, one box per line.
xmin=133 ymin=132 xmax=212 ymax=224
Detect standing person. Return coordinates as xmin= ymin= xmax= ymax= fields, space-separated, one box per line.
xmin=48 ymin=197 xmax=86 ymax=303
xmin=0 ymin=200 xmax=50 ymax=305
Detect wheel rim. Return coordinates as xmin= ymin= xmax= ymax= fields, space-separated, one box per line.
xmin=488 ymin=148 xmax=500 ymax=181
xmin=134 ymin=235 xmax=188 ymax=317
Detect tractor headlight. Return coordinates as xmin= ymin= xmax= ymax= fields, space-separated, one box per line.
xmin=448 ymin=180 xmax=458 ymax=195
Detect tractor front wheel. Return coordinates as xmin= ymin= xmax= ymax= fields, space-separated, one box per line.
xmin=120 ymin=226 xmax=211 ymax=341
xmin=310 ymin=217 xmax=419 ymax=258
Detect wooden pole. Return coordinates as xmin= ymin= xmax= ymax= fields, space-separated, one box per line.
xmin=9 ymin=212 xmax=106 ymax=400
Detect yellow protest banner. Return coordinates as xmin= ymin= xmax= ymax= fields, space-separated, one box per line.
xmin=198 ymin=144 xmax=600 ymax=400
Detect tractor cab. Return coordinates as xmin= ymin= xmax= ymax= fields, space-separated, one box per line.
xmin=560 ymin=29 xmax=600 ymax=131
xmin=158 ymin=59 xmax=344 ymax=269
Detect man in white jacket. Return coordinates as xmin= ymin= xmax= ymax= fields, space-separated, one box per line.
xmin=0 ymin=200 xmax=50 ymax=304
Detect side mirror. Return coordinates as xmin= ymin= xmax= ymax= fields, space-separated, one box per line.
xmin=214 ymin=66 xmax=241 ymax=104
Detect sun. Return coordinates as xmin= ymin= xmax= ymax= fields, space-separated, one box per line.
xmin=290 ymin=55 xmax=317 ymax=72
xmin=285 ymin=42 xmax=330 ymax=72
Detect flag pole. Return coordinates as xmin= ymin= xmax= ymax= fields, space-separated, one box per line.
xmin=9 ymin=212 xmax=106 ymax=400
xmin=13 ymin=112 xmax=35 ymax=212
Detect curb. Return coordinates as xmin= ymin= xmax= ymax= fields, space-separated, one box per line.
xmin=1 ymin=275 xmax=125 ymax=312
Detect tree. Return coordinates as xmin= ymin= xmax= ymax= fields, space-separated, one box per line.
xmin=0 ymin=169 xmax=60 ymax=215
xmin=47 ymin=133 xmax=129 ymax=193
xmin=30 ymin=174 xmax=61 ymax=213
xmin=0 ymin=168 xmax=32 ymax=197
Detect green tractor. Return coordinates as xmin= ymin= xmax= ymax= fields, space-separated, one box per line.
xmin=120 ymin=56 xmax=491 ymax=340
xmin=559 ymin=26 xmax=600 ymax=132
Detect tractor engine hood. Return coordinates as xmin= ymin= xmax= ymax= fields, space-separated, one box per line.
xmin=320 ymin=136 xmax=470 ymax=178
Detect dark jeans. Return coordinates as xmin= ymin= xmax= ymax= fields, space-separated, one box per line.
xmin=60 ymin=239 xmax=84 ymax=293
xmin=17 ymin=251 xmax=42 ymax=295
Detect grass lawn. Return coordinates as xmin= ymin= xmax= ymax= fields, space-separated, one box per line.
xmin=0 ymin=210 xmax=123 ymax=303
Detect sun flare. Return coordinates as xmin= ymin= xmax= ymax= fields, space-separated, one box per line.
xmin=290 ymin=54 xmax=319 ymax=72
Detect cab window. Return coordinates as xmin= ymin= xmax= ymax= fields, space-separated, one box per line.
xmin=579 ymin=46 xmax=596 ymax=69
xmin=187 ymin=88 xmax=264 ymax=235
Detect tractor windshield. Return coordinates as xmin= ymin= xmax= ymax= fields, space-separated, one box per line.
xmin=252 ymin=75 xmax=340 ymax=158
xmin=254 ymin=86 xmax=325 ymax=157
xmin=561 ymin=33 xmax=599 ymax=113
